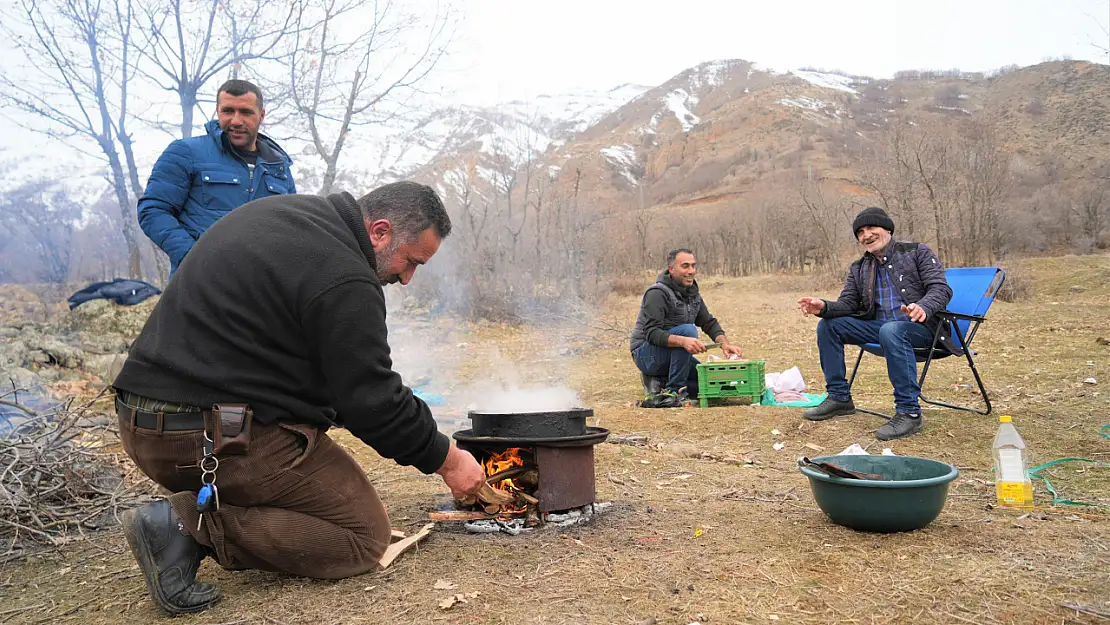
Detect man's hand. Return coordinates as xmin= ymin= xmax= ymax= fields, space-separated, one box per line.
xmin=900 ymin=303 xmax=927 ymax=323
xmin=682 ymin=337 xmax=707 ymax=354
xmin=798 ymin=297 xmax=825 ymax=316
xmin=721 ymin=343 xmax=743 ymax=359
xmin=435 ymin=445 xmax=485 ymax=499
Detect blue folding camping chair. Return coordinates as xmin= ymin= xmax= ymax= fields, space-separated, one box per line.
xmin=847 ymin=267 xmax=1006 ymax=419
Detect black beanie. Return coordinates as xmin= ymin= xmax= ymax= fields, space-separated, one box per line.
xmin=852 ymin=207 xmax=895 ymax=237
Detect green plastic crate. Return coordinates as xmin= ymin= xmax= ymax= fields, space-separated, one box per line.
xmin=696 ymin=359 xmax=765 ymax=408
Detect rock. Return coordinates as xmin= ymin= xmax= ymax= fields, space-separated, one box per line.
xmin=1097 ymin=337 xmax=1110 ymax=346
xmin=1084 ymin=377 xmax=1097 ymax=385
xmin=35 ymin=367 xmax=62 ymax=382
xmin=62 ymin=297 xmax=158 ymax=340
xmin=76 ymin=332 xmax=129 ymax=355
xmin=35 ymin=339 xmax=85 ymax=369
xmin=1 ymin=367 xmax=41 ymax=391
xmin=0 ymin=339 xmax=30 ymax=369
xmin=84 ymin=353 xmax=128 ymax=383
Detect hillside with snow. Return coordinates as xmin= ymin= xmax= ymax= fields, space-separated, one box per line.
xmin=429 ymin=57 xmax=1108 ymax=229
xmin=3 ymin=57 xmax=1107 ymax=265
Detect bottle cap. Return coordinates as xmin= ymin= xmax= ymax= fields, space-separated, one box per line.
xmin=999 ymin=415 xmax=1012 ymax=423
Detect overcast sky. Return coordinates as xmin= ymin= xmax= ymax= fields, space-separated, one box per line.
xmin=0 ymin=0 xmax=1106 ymax=184
xmin=439 ymin=0 xmax=1110 ymax=104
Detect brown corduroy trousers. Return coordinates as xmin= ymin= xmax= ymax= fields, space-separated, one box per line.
xmin=118 ymin=410 xmax=391 ymax=579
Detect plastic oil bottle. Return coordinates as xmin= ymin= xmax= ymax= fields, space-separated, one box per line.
xmin=993 ymin=415 xmax=1033 ymax=509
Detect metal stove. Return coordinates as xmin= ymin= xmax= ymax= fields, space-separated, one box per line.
xmin=452 ymin=408 xmax=608 ymax=513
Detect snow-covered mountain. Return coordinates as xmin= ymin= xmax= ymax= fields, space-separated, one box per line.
xmin=0 ymin=83 xmax=652 ymax=208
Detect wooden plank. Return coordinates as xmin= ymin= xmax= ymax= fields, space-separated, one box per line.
xmin=427 ymin=511 xmax=494 ymax=521
xmin=390 ymin=529 xmax=407 ymax=540
xmin=379 ymin=522 xmax=434 ymax=569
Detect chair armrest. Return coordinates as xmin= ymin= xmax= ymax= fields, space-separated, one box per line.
xmin=935 ymin=310 xmax=986 ymax=322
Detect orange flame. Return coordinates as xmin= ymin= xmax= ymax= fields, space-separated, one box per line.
xmin=484 ymin=448 xmax=530 ymax=514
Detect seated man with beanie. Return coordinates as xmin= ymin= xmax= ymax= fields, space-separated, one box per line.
xmin=630 ymin=248 xmax=743 ymax=407
xmin=797 ymin=207 xmax=953 ymax=440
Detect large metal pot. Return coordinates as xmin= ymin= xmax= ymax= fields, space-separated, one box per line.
xmin=467 ymin=408 xmax=592 ymax=439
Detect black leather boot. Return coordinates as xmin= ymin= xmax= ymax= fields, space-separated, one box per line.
xmin=802 ymin=397 xmax=856 ymax=421
xmin=876 ymin=412 xmax=924 ymax=441
xmin=122 ymin=500 xmax=222 ymax=614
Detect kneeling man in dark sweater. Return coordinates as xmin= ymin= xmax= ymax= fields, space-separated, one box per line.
xmin=112 ymin=182 xmax=485 ymax=614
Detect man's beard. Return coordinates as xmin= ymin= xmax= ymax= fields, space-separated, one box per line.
xmin=374 ymin=240 xmax=401 ymax=284
xmin=224 ymin=126 xmax=258 ymax=149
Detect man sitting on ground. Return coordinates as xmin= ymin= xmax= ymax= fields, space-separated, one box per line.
xmin=797 ymin=207 xmax=954 ymax=440
xmin=629 ymin=248 xmax=743 ymax=407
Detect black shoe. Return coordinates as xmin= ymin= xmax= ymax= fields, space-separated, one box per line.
xmin=638 ymin=389 xmax=679 ymax=408
xmin=802 ymin=397 xmax=856 ymax=421
xmin=876 ymin=413 xmax=923 ymax=441
xmin=640 ymin=373 xmax=665 ymax=396
xmin=122 ymin=500 xmax=221 ymax=614
xmin=675 ymin=387 xmax=694 ymax=407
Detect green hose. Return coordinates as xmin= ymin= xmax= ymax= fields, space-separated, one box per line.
xmin=1024 ymin=424 xmax=1110 ymax=507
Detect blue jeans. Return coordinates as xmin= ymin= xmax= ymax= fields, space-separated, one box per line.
xmin=633 ymin=324 xmax=700 ymax=395
xmin=816 ymin=317 xmax=935 ymax=414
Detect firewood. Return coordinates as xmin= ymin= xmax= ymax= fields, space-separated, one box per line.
xmin=457 ymin=483 xmax=516 ymax=507
xmin=486 ymin=465 xmax=531 ymax=484
xmin=477 ymin=483 xmax=516 ymax=505
xmin=390 ymin=529 xmax=407 ymax=540
xmin=428 ymin=511 xmax=495 ymax=521
xmin=515 ymin=491 xmax=539 ymax=505
xmin=514 ymin=470 xmax=539 ymax=489
xmin=483 ymin=503 xmax=500 ymax=514
xmin=378 ymin=522 xmax=434 ymax=568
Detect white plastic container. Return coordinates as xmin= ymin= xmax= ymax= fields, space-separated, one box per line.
xmin=992 ymin=415 xmax=1033 ymax=509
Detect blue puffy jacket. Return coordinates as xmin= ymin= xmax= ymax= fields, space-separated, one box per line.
xmin=138 ymin=119 xmax=296 ymax=275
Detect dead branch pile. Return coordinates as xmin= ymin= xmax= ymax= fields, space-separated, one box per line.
xmin=0 ymin=387 xmax=155 ymax=560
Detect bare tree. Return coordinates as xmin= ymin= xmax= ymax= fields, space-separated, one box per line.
xmin=952 ymin=120 xmax=1010 ymax=264
xmin=1 ymin=181 xmax=81 ymax=283
xmin=136 ymin=0 xmax=300 ymax=138
xmin=286 ymin=0 xmax=457 ymax=194
xmin=798 ymin=177 xmax=857 ymax=270
xmin=1072 ymin=164 xmax=1109 ymax=249
xmin=0 ymin=0 xmax=147 ymax=278
xmin=632 ymin=209 xmax=656 ymax=268
xmin=854 ymin=122 xmax=923 ymax=240
xmin=1086 ymin=0 xmax=1110 ymax=62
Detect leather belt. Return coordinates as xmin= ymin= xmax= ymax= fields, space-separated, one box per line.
xmin=116 ymin=397 xmax=208 ymax=432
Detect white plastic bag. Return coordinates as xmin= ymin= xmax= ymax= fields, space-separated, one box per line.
xmin=838 ymin=443 xmax=869 ymax=456
xmin=765 ymin=366 xmax=806 ymax=392
xmin=837 ymin=443 xmax=897 ymax=456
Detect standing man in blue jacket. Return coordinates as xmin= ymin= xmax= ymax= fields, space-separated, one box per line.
xmin=139 ymin=79 xmax=296 ymax=276
xmin=797 ymin=207 xmax=953 ymax=441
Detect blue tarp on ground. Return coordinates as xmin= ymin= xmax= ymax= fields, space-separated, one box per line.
xmin=413 ymin=388 xmax=446 ymax=406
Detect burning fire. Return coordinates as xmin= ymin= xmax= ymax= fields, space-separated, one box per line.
xmin=485 ymin=447 xmax=526 ymax=493
xmin=483 ymin=447 xmax=532 ymax=514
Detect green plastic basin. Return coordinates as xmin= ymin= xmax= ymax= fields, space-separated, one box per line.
xmin=799 ymin=455 xmax=959 ymax=533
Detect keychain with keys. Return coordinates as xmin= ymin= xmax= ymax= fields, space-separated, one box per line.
xmin=196 ymin=432 xmax=220 ymax=531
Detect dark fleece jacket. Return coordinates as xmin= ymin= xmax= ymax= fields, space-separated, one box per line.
xmin=629 ymin=272 xmax=726 ymax=352
xmin=114 ymin=192 xmax=449 ymax=474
